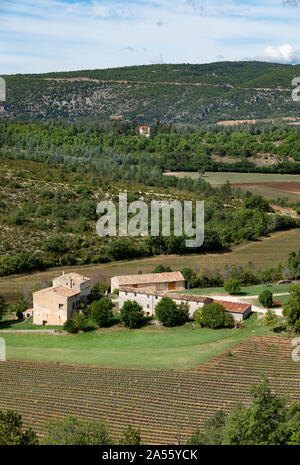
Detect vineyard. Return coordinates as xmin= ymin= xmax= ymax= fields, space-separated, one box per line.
xmin=0 ymin=336 xmax=299 ymax=444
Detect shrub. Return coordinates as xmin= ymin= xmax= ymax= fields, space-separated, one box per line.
xmin=120 ymin=300 xmax=146 ymax=329
xmin=259 ymin=290 xmax=273 ymax=308
xmin=193 ymin=307 xmax=203 ymax=326
xmin=89 ymin=298 xmax=113 ymax=327
xmin=264 ymin=309 xmax=278 ymax=331
xmin=224 ymin=313 xmax=235 ymax=328
xmin=74 ymin=313 xmax=89 ymax=332
xmin=202 ymin=303 xmax=225 ymax=329
xmin=224 ymin=278 xmax=241 ymax=295
xmin=63 ymin=318 xmax=78 ymax=333
xmin=155 ymin=297 xmax=189 ymax=327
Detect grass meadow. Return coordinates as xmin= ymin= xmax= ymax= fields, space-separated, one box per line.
xmin=1 ymin=314 xmax=269 ymax=370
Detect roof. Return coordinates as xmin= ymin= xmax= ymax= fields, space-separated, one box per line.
xmin=114 ymin=271 xmax=185 ymax=286
xmin=33 ymin=285 xmax=80 ymax=298
xmin=56 ymin=272 xmax=90 ymax=283
xmin=120 ymin=287 xmax=213 ymax=304
xmin=213 ymin=300 xmax=251 ymax=314
xmin=53 ymin=286 xmax=80 ymax=297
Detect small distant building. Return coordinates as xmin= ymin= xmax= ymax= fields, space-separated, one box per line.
xmin=111 ymin=271 xmax=185 ymax=294
xmin=32 ymin=272 xmax=91 ymax=326
xmin=138 ymin=125 xmax=151 ymax=138
xmin=213 ymin=300 xmax=252 ymax=322
xmin=23 ymin=308 xmax=33 ymax=319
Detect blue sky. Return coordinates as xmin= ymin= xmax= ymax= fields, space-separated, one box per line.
xmin=1 ymin=0 xmax=300 ymax=74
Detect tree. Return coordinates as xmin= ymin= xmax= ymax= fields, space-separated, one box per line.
xmin=42 ymin=416 xmax=112 ymax=445
xmin=202 ymin=303 xmax=225 ymax=329
xmin=259 ymin=289 xmax=273 ymax=308
xmin=152 ymin=265 xmax=172 ymax=273
xmin=119 ymin=425 xmax=142 ymax=445
xmin=188 ymin=410 xmax=227 ymax=445
xmin=155 ymin=297 xmax=189 ymax=327
xmin=224 ymin=278 xmax=241 ymax=295
xmin=89 ymin=298 xmax=113 ymax=327
xmin=0 ymin=296 xmax=7 ymax=322
xmin=13 ymin=298 xmax=27 ymax=320
xmin=181 ymin=267 xmax=199 ymax=289
xmin=120 ymin=300 xmax=146 ymax=329
xmin=283 ymin=284 xmax=300 ymax=333
xmin=264 ymin=309 xmax=278 ymax=331
xmin=74 ymin=313 xmax=89 ymax=332
xmin=0 ymin=410 xmax=38 ymax=445
xmin=63 ymin=318 xmax=78 ymax=334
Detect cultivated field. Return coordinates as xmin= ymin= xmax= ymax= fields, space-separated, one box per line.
xmin=0 ymin=336 xmax=298 ymax=444
xmin=0 ymin=229 xmax=299 ymax=304
xmin=164 ymin=172 xmax=300 ymax=202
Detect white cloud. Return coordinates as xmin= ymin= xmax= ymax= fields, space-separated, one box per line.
xmin=263 ymin=43 xmax=300 ymax=64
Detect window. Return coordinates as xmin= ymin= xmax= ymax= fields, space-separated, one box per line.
xmin=155 ymin=296 xmax=158 ymax=299
xmin=147 ymin=304 xmax=149 ymax=309
xmin=134 ymin=292 xmax=137 ymax=297
xmin=59 ymin=304 xmax=64 ymax=310
xmin=125 ymin=291 xmax=128 ymax=296
xmin=147 ymin=295 xmax=149 ymax=298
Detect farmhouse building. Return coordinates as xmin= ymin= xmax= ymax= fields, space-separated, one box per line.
xmin=118 ymin=288 xmax=251 ymax=322
xmin=138 ymin=125 xmax=151 ymax=137
xmin=32 ymin=272 xmax=91 ymax=326
xmin=111 ymin=271 xmax=185 ymax=294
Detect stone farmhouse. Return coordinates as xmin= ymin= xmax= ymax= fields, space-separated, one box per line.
xmin=113 ymin=271 xmax=252 ymax=322
xmin=118 ymin=288 xmax=251 ymax=322
xmin=111 ymin=271 xmax=185 ymax=294
xmin=32 ymin=272 xmax=91 ymax=326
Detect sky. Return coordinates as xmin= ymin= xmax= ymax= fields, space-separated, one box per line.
xmin=1 ymin=0 xmax=300 ymax=74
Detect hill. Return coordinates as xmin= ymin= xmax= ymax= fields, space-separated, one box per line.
xmin=2 ymin=62 xmax=300 ymax=123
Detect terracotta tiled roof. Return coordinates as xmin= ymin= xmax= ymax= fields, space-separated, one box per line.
xmin=56 ymin=272 xmax=89 ymax=283
xmin=33 ymin=285 xmax=80 ymax=297
xmin=213 ymin=299 xmax=251 ymax=314
xmin=53 ymin=286 xmax=80 ymax=297
xmin=115 ymin=272 xmax=185 ymax=285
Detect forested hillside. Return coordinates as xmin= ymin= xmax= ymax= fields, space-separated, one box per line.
xmin=2 ymin=62 xmax=300 ymax=123
xmin=0 ymin=121 xmax=298 ymax=277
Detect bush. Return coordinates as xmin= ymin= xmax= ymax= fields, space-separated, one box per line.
xmin=63 ymin=318 xmax=78 ymax=333
xmin=224 ymin=313 xmax=235 ymax=328
xmin=259 ymin=290 xmax=273 ymax=308
xmin=155 ymin=297 xmax=189 ymax=327
xmin=74 ymin=313 xmax=89 ymax=332
xmin=202 ymin=303 xmax=225 ymax=329
xmin=120 ymin=300 xmax=146 ymax=329
xmin=89 ymin=298 xmax=113 ymax=327
xmin=224 ymin=278 xmax=241 ymax=295
xmin=264 ymin=309 xmax=278 ymax=331
xmin=193 ymin=307 xmax=203 ymax=326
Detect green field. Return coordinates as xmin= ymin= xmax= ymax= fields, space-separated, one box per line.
xmin=165 ymin=171 xmax=300 ymax=185
xmin=176 ymin=283 xmax=294 ymax=297
xmin=165 ymin=171 xmax=300 ymax=202
xmin=0 ymin=229 xmax=299 ymax=304
xmin=0 ymin=315 xmax=269 ymax=370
